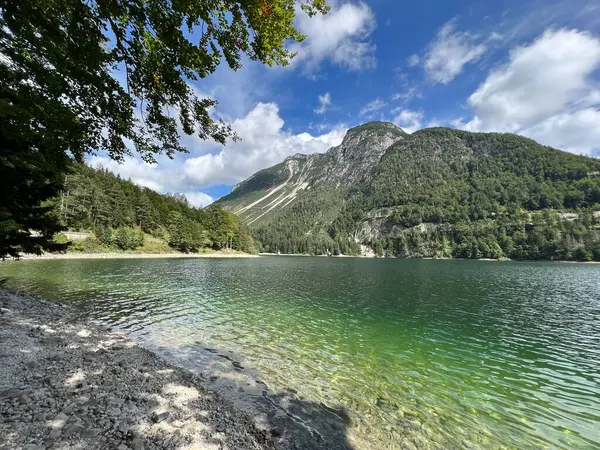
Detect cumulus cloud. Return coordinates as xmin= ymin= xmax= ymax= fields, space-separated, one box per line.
xmin=359 ymin=98 xmax=387 ymax=117
xmin=87 ymin=156 xmax=216 ymax=207
xmin=464 ymin=28 xmax=600 ymax=154
xmin=520 ymin=109 xmax=600 ymax=155
xmin=181 ymin=103 xmax=346 ymax=187
xmin=314 ymin=92 xmax=332 ymax=114
xmin=88 ymin=104 xmax=347 ymax=206
xmin=291 ymin=1 xmax=377 ymax=72
xmin=183 ymin=191 xmax=215 ymax=207
xmin=392 ymin=109 xmax=423 ymax=134
xmin=423 ymin=21 xmax=487 ymax=84
xmin=86 ymin=155 xmax=216 ymax=207
xmin=88 ymin=156 xmax=165 ymax=193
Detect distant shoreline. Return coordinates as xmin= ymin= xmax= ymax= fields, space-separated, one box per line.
xmin=6 ymin=252 xmax=598 ymax=263
xmin=5 ymin=251 xmax=259 ymax=261
xmin=258 ymin=253 xmax=600 ymax=263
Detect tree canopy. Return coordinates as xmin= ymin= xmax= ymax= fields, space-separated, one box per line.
xmin=55 ymin=164 xmax=256 ymax=254
xmin=0 ymin=0 xmax=328 ymax=257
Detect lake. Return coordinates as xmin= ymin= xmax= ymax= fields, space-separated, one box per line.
xmin=1 ymin=257 xmax=599 ymax=449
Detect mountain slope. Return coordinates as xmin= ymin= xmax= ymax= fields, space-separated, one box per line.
xmin=57 ymin=164 xmax=258 ymax=254
xmin=217 ymin=124 xmax=600 ymax=260
xmin=217 ymin=122 xmax=406 ymax=226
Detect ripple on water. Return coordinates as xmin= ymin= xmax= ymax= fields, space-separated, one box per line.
xmin=1 ymin=258 xmax=599 ymax=449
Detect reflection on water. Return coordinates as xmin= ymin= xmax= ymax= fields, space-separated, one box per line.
xmin=2 ymin=257 xmax=600 ymax=449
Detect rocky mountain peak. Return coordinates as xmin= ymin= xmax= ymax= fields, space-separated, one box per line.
xmin=346 ymin=121 xmax=404 ymax=135
xmin=326 ymin=121 xmax=406 ymax=171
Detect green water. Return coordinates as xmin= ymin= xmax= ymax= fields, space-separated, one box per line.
xmin=1 ymin=257 xmax=599 ymax=449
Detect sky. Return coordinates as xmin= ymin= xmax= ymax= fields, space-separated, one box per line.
xmin=91 ymin=0 xmax=600 ymax=207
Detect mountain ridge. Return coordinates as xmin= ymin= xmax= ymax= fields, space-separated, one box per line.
xmin=216 ymin=122 xmax=600 ymax=260
xmin=219 ymin=121 xmax=406 ymax=225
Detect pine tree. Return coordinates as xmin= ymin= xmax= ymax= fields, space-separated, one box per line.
xmin=0 ymin=0 xmax=328 ymax=258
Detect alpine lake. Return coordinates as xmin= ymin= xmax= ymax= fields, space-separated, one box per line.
xmin=1 ymin=257 xmax=599 ymax=449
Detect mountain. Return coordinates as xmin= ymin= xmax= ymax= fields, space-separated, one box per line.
xmin=218 ymin=122 xmax=406 ymax=225
xmin=216 ymin=122 xmax=600 ymax=260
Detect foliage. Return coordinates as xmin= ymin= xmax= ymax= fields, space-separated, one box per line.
xmin=167 ymin=211 xmax=205 ymax=253
xmin=0 ymin=0 xmax=328 ymax=258
xmin=360 ymin=212 xmax=600 ymax=262
xmin=1 ymin=0 xmax=328 ymax=162
xmin=0 ymin=149 xmax=69 ymax=258
xmin=114 ymin=227 xmax=144 ymax=251
xmin=55 ymin=164 xmax=256 ymax=254
xmin=339 ymin=129 xmax=600 ymax=260
xmin=94 ymin=226 xmax=113 ymax=246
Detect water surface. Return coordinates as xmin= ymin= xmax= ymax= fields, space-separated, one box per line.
xmin=1 ymin=257 xmax=599 ymax=449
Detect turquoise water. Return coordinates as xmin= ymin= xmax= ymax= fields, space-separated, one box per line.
xmin=1 ymin=257 xmax=599 ymax=449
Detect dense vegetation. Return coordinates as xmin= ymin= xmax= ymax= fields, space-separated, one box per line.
xmin=0 ymin=0 xmax=327 ymax=258
xmin=247 ymin=128 xmax=600 ymax=261
xmin=51 ymin=164 xmax=257 ymax=254
xmin=252 ymin=184 xmax=356 ymax=255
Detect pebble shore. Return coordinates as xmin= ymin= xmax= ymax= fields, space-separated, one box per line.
xmin=0 ymin=289 xmax=278 ymax=450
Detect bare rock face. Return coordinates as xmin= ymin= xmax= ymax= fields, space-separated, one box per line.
xmin=217 ymin=122 xmax=406 ymax=226
xmin=325 ymin=122 xmax=406 ymax=185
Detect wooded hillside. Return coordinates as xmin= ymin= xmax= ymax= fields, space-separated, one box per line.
xmin=221 ymin=125 xmax=600 ymax=261
xmin=51 ymin=164 xmax=257 ymax=254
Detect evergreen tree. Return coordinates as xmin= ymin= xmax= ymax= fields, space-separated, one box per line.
xmin=0 ymin=0 xmax=328 ymax=258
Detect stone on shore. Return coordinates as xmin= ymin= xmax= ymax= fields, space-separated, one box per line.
xmin=0 ymin=289 xmax=279 ymax=450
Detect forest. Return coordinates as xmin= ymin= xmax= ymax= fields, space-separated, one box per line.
xmin=0 ymin=0 xmax=327 ymax=259
xmin=251 ymin=129 xmax=600 ymax=261
xmin=48 ymin=164 xmax=257 ymax=254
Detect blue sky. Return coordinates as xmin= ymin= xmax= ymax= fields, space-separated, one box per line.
xmin=92 ymin=0 xmax=600 ymax=206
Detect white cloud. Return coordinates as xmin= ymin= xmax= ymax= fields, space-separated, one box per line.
xmin=88 ymin=156 xmax=165 ymax=193
xmin=392 ymin=109 xmax=423 ymax=134
xmin=467 ymin=28 xmax=600 ymax=130
xmin=392 ymin=87 xmax=421 ymax=103
xmin=359 ymin=98 xmax=387 ymax=117
xmin=423 ymin=21 xmax=487 ymax=84
xmin=521 ymin=108 xmax=600 ymax=155
xmin=464 ymin=28 xmax=600 ymax=154
xmin=408 ymin=54 xmax=420 ymax=67
xmin=314 ymin=92 xmax=332 ymax=114
xmin=89 ymin=103 xmax=346 ymax=202
xmin=291 ymin=1 xmax=377 ymax=72
xmin=91 ymin=103 xmax=347 ymax=200
xmin=183 ymin=191 xmax=214 ymax=207
xmin=181 ymin=103 xmax=346 ymax=187
xmin=87 ymin=155 xmax=214 ymax=207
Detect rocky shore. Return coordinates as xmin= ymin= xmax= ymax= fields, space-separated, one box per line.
xmin=0 ymin=290 xmax=293 ymax=450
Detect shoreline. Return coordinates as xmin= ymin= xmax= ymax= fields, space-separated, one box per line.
xmin=259 ymin=253 xmax=600 ymax=263
xmin=0 ymin=288 xmax=352 ymax=450
xmin=6 ymin=251 xmax=259 ymax=261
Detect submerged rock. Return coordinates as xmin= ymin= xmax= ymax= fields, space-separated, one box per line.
xmin=0 ymin=289 xmax=287 ymax=449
